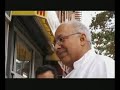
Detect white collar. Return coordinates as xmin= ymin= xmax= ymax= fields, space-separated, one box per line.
xmin=73 ymin=49 xmax=96 ymax=69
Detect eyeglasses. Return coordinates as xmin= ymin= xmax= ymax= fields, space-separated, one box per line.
xmin=54 ymin=32 xmax=81 ymax=46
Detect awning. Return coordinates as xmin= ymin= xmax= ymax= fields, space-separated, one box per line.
xmin=11 ymin=11 xmax=60 ymax=61
xmin=12 ymin=11 xmax=46 ymax=18
xmin=12 ymin=11 xmax=54 ymax=43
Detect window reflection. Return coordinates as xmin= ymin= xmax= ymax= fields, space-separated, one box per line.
xmin=16 ymin=37 xmax=32 ymax=78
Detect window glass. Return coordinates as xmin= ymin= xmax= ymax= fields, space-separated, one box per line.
xmin=15 ymin=36 xmax=32 ymax=78
xmin=34 ymin=52 xmax=43 ymax=77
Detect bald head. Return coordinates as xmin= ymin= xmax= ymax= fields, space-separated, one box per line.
xmin=56 ymin=20 xmax=91 ymax=43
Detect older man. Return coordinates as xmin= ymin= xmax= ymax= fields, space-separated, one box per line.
xmin=54 ymin=20 xmax=115 ymax=78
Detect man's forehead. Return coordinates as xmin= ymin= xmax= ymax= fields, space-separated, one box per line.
xmin=55 ymin=24 xmax=73 ymax=36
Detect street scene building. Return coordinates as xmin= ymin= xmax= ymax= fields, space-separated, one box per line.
xmin=56 ymin=11 xmax=81 ymax=23
xmin=5 ymin=11 xmax=81 ymax=78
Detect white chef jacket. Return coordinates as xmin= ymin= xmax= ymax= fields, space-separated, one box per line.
xmin=64 ymin=49 xmax=115 ymax=78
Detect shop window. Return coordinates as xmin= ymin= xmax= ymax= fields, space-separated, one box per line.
xmin=34 ymin=52 xmax=43 ymax=77
xmin=13 ymin=36 xmax=33 ymax=78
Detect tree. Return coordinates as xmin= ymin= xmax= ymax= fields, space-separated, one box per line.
xmin=90 ymin=11 xmax=115 ymax=59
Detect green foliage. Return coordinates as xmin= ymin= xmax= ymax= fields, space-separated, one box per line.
xmin=90 ymin=11 xmax=115 ymax=59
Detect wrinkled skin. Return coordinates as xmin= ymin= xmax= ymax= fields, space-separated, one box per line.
xmin=54 ymin=24 xmax=86 ymax=68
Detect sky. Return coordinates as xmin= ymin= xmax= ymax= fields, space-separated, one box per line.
xmin=81 ymin=11 xmax=104 ymax=50
xmin=81 ymin=11 xmax=104 ymax=29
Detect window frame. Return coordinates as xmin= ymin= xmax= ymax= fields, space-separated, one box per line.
xmin=9 ymin=19 xmax=43 ymax=78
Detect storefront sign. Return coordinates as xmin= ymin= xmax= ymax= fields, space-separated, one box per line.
xmin=36 ymin=11 xmax=46 ymax=18
xmin=12 ymin=11 xmax=46 ymax=18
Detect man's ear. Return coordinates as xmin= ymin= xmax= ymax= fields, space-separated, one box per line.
xmin=80 ymin=34 xmax=86 ymax=46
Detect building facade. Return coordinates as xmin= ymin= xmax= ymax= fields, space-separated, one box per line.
xmin=56 ymin=11 xmax=82 ymax=23
xmin=5 ymin=11 xmax=63 ymax=78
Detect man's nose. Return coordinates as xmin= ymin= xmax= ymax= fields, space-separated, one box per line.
xmin=54 ymin=43 xmax=62 ymax=51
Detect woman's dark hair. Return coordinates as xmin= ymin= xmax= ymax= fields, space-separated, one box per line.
xmin=35 ymin=65 xmax=58 ymax=78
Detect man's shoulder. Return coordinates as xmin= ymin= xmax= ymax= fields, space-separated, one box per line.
xmin=95 ymin=54 xmax=114 ymax=64
xmin=93 ymin=54 xmax=115 ymax=72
